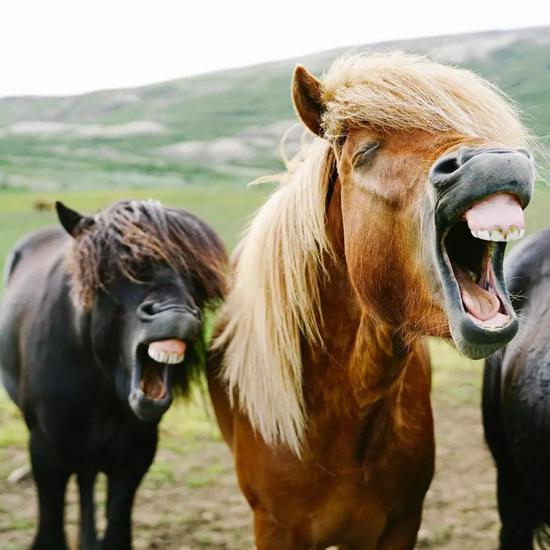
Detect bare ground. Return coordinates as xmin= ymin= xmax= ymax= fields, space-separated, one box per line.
xmin=0 ymin=349 xmax=501 ymax=549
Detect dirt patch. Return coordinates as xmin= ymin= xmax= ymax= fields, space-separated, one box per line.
xmin=0 ymin=357 xmax=501 ymax=549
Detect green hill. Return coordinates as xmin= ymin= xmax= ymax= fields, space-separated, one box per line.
xmin=0 ymin=26 xmax=548 ymax=191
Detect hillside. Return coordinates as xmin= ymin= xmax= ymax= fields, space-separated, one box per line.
xmin=0 ymin=26 xmax=548 ymax=190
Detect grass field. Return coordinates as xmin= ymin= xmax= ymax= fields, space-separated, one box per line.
xmin=0 ymin=181 xmax=549 ymax=548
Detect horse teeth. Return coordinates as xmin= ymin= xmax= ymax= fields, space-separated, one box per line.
xmin=470 ymin=227 xmax=525 ymax=242
xmin=507 ymin=230 xmax=518 ymax=240
xmin=505 ymin=227 xmax=525 ymax=241
xmin=471 ymin=229 xmax=491 ymax=241
xmin=490 ymin=229 xmax=506 ymax=242
xmin=147 ymin=347 xmax=185 ymax=365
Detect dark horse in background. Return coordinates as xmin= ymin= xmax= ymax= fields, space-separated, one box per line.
xmin=0 ymin=200 xmax=226 ymax=549
xmin=483 ymin=227 xmax=550 ymax=550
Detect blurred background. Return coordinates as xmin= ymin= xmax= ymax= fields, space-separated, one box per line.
xmin=0 ymin=1 xmax=549 ymax=548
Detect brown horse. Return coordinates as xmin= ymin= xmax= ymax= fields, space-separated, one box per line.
xmin=208 ymin=53 xmax=535 ymax=549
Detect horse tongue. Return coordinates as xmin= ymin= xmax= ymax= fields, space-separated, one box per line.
xmin=453 ymin=266 xmax=500 ymax=321
xmin=463 ymin=193 xmax=524 ymax=234
xmin=140 ymin=370 xmax=166 ymax=399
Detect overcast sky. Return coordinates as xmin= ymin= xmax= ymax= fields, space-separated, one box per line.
xmin=1 ymin=0 xmax=549 ymax=98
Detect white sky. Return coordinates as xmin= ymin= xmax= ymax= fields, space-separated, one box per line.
xmin=1 ymin=0 xmax=549 ymax=98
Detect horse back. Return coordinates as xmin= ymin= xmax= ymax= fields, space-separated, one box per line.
xmin=0 ymin=227 xmax=71 ymax=408
xmin=3 ymin=227 xmax=68 ymax=286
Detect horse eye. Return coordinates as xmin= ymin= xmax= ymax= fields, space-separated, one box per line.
xmin=352 ymin=142 xmax=380 ymax=169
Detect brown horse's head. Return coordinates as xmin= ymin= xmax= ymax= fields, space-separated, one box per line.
xmin=292 ymin=53 xmax=535 ymax=359
xmin=217 ymin=53 xmax=536 ymax=454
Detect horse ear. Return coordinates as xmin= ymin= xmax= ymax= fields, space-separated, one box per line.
xmin=292 ymin=65 xmax=325 ymax=137
xmin=55 ymin=201 xmax=94 ymax=237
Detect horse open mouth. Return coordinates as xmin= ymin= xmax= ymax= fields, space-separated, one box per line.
xmin=438 ymin=192 xmax=526 ymax=358
xmin=129 ymin=339 xmax=186 ymax=420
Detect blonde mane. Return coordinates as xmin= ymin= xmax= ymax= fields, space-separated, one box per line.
xmin=320 ymin=52 xmax=529 ymax=146
xmin=215 ymin=52 xmax=530 ymax=455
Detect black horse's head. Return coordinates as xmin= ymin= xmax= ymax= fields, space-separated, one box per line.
xmin=56 ymin=200 xmax=226 ymax=422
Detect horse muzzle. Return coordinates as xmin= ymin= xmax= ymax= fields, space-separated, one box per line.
xmin=428 ymin=145 xmax=535 ymax=359
xmin=128 ymin=304 xmax=202 ymax=421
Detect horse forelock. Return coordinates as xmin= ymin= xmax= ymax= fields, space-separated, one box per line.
xmin=67 ymin=199 xmax=226 ymax=310
xmin=320 ymin=52 xmax=531 ymax=148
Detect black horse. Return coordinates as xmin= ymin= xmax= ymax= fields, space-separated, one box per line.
xmin=483 ymin=227 xmax=550 ymax=549
xmin=0 ymin=199 xmax=226 ymax=549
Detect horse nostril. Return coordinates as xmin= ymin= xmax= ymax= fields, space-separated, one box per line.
xmin=431 ymin=145 xmax=487 ymax=182
xmin=434 ymin=157 xmax=460 ymax=175
xmin=430 ymin=153 xmax=462 ymax=184
xmin=138 ymin=301 xmax=161 ymax=319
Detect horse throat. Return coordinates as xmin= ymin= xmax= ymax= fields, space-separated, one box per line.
xmin=307 ymin=177 xmax=416 ymax=415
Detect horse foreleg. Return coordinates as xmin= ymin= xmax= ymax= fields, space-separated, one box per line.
xmin=101 ymin=477 xmax=139 ymax=550
xmin=77 ymin=469 xmax=98 ymax=550
xmin=496 ymin=465 xmax=538 ymax=550
xmin=101 ymin=432 xmax=157 ymax=550
xmin=29 ymin=430 xmax=71 ymax=550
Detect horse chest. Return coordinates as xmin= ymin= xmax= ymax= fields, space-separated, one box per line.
xmin=26 ymin=360 xmax=147 ymax=464
xmin=237 ymin=412 xmax=433 ymax=547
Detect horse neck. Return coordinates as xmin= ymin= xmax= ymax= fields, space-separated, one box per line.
xmin=301 ymin=179 xmax=417 ymax=417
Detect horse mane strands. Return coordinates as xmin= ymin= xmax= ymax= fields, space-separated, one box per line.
xmin=68 ymin=199 xmax=226 ymax=311
xmin=320 ymin=52 xmax=531 ymax=148
xmin=214 ymin=138 xmax=335 ymax=455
